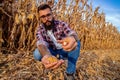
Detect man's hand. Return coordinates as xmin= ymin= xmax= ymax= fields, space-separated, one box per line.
xmin=41 ymin=54 xmax=64 ymax=69
xmin=57 ymin=36 xmax=77 ymax=51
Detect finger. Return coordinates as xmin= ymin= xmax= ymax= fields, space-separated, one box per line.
xmin=42 ymin=60 xmax=50 ymax=65
xmin=51 ymin=61 xmax=61 ymax=69
xmin=64 ymin=42 xmax=77 ymax=51
xmin=45 ymin=62 xmax=57 ymax=69
xmin=62 ymin=37 xmax=76 ymax=49
xmin=67 ymin=42 xmax=77 ymax=51
xmin=57 ymin=40 xmax=64 ymax=44
xmin=57 ymin=38 xmax=68 ymax=44
xmin=51 ymin=60 xmax=64 ymax=69
xmin=62 ymin=40 xmax=76 ymax=50
xmin=41 ymin=55 xmax=52 ymax=64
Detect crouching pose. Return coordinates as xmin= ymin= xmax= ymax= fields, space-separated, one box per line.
xmin=33 ymin=4 xmax=80 ymax=80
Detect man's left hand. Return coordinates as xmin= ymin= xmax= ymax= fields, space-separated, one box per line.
xmin=57 ymin=36 xmax=77 ymax=51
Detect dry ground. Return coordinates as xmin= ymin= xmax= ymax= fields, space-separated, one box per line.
xmin=0 ymin=49 xmax=120 ymax=80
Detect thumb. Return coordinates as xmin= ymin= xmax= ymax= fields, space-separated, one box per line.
xmin=59 ymin=59 xmax=64 ymax=63
xmin=57 ymin=40 xmax=64 ymax=44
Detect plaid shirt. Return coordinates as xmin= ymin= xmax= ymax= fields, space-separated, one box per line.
xmin=36 ymin=20 xmax=77 ymax=49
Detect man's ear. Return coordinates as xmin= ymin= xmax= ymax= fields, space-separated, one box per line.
xmin=38 ymin=16 xmax=42 ymax=24
xmin=39 ymin=19 xmax=42 ymax=23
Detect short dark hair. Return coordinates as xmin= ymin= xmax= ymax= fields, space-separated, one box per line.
xmin=38 ymin=4 xmax=52 ymax=12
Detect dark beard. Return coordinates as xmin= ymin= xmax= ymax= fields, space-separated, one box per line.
xmin=43 ymin=19 xmax=54 ymax=30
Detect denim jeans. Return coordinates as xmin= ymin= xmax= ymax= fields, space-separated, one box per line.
xmin=33 ymin=41 xmax=80 ymax=74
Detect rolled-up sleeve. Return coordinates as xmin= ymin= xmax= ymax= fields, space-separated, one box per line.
xmin=62 ymin=22 xmax=78 ymax=37
xmin=36 ymin=27 xmax=48 ymax=47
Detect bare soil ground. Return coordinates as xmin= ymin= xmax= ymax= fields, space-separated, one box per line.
xmin=0 ymin=49 xmax=120 ymax=80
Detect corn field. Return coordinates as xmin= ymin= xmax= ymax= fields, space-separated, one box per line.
xmin=0 ymin=0 xmax=120 ymax=80
xmin=0 ymin=0 xmax=120 ymax=52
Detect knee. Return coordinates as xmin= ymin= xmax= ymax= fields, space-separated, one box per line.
xmin=33 ymin=48 xmax=42 ymax=61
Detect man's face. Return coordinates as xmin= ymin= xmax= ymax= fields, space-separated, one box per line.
xmin=39 ymin=8 xmax=54 ymax=29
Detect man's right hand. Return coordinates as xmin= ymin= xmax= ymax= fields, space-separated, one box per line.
xmin=41 ymin=54 xmax=64 ymax=69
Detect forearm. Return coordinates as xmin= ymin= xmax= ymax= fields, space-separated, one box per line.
xmin=37 ymin=44 xmax=51 ymax=57
xmin=70 ymin=33 xmax=79 ymax=41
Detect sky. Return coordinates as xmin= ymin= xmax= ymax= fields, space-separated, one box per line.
xmin=91 ymin=0 xmax=120 ymax=32
xmin=54 ymin=0 xmax=120 ymax=31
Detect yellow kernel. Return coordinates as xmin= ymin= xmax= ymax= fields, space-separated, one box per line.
xmin=63 ymin=42 xmax=67 ymax=46
xmin=47 ymin=56 xmax=58 ymax=63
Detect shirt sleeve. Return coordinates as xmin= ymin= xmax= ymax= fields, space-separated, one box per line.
xmin=36 ymin=26 xmax=48 ymax=47
xmin=62 ymin=22 xmax=78 ymax=37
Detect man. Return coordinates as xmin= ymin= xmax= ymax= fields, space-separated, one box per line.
xmin=33 ymin=4 xmax=80 ymax=80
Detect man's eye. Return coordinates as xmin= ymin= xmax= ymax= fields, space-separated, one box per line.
xmin=40 ymin=15 xmax=45 ymax=18
xmin=47 ymin=13 xmax=51 ymax=16
xmin=40 ymin=13 xmax=51 ymax=18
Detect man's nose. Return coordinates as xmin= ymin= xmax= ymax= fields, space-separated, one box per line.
xmin=44 ymin=16 xmax=49 ymax=21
